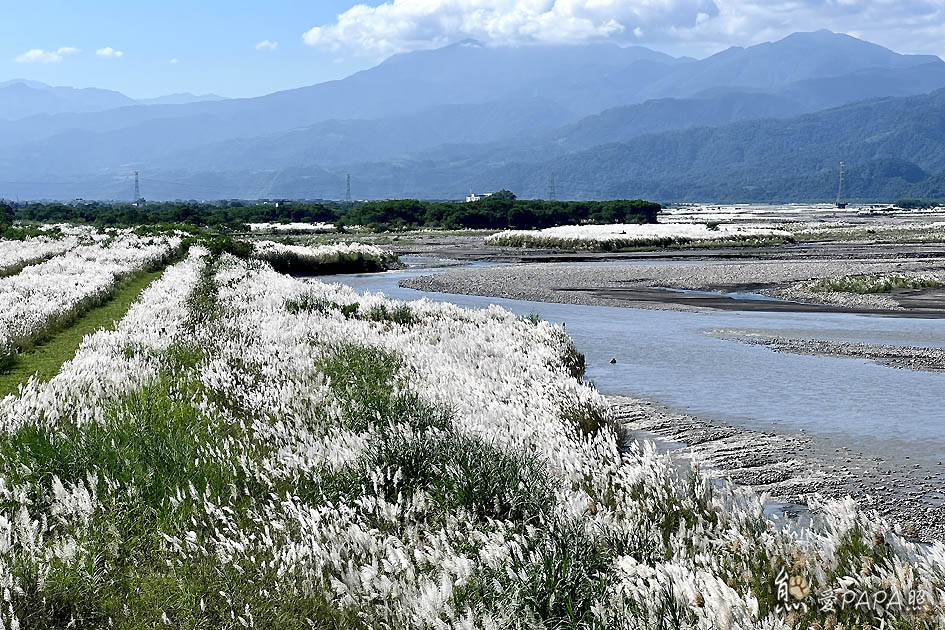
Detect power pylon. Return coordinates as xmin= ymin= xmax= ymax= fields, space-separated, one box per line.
xmin=548 ymin=173 xmax=557 ymax=201
xmin=345 ymin=174 xmax=352 ymax=203
xmin=836 ymin=162 xmax=846 ymax=209
xmin=133 ymin=171 xmax=140 ymax=201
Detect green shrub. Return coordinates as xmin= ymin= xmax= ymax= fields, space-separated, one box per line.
xmin=1 ymin=225 xmax=62 ymax=240
xmin=456 ymin=519 xmax=663 ymax=627
xmin=257 ymin=249 xmax=393 ymax=276
xmin=365 ymin=303 xmax=416 ymax=325
xmin=0 ymin=344 xmax=13 ymax=374
xmin=205 ymin=236 xmax=253 ymax=260
xmin=284 ymin=294 xmax=345 ymax=315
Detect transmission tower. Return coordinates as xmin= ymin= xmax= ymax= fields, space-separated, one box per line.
xmin=133 ymin=171 xmax=140 ymax=201
xmin=836 ymin=161 xmax=846 ymax=209
xmin=548 ymin=173 xmax=557 ymax=201
xmin=345 ymin=174 xmax=352 ymax=203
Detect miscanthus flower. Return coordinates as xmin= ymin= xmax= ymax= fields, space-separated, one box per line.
xmin=0 ymin=234 xmax=78 ymax=272
xmin=0 ymin=246 xmax=941 ymax=629
xmin=248 ymin=222 xmax=336 ymax=233
xmin=488 ymin=223 xmax=791 ymax=250
xmin=253 ymin=239 xmax=396 ymax=266
xmin=0 ymin=230 xmax=181 ymax=360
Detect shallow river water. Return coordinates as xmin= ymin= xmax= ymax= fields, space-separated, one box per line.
xmin=328 ymin=261 xmax=945 ymax=470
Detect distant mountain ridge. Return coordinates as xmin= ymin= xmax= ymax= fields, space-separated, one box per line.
xmin=0 ymin=80 xmax=226 ymax=120
xmin=318 ymin=88 xmax=945 ymax=202
xmin=1 ymin=30 xmax=945 ymax=201
xmin=134 ymin=93 xmax=226 ymax=106
xmin=0 ymin=80 xmax=133 ymax=120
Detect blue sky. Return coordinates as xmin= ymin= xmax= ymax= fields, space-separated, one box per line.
xmin=1 ymin=0 xmax=383 ymax=98
xmin=5 ymin=0 xmax=944 ymax=99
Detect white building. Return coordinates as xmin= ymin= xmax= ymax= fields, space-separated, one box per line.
xmin=465 ymin=192 xmax=494 ymax=203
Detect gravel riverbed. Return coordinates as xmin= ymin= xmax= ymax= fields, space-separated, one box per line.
xmin=401 ymin=257 xmax=945 ymax=314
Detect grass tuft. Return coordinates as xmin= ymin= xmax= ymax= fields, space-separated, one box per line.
xmin=286 ymin=293 xmax=417 ymax=325
xmin=0 ymin=377 xmax=256 ymax=628
xmin=365 ymin=303 xmax=416 ymax=325
xmin=808 ymin=273 xmax=943 ymax=294
xmin=456 ymin=519 xmax=662 ymax=627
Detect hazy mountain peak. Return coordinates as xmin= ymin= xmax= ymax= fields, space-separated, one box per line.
xmin=0 ymin=80 xmax=133 ymax=120
xmin=0 ymin=79 xmax=51 ymax=89
xmin=135 ymin=93 xmax=227 ymax=106
xmin=756 ymin=29 xmax=940 ymax=64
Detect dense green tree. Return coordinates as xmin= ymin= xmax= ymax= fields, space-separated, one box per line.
xmin=11 ymin=197 xmax=660 ymax=231
xmin=0 ymin=202 xmax=13 ymax=231
xmin=490 ymin=189 xmax=517 ymax=201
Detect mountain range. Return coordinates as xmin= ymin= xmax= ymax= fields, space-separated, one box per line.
xmin=1 ymin=30 xmax=945 ymax=202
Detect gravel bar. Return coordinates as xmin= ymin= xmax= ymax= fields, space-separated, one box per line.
xmin=709 ymin=330 xmax=945 ymax=372
xmin=402 ymin=258 xmax=945 ymax=314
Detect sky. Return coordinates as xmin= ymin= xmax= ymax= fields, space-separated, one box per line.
xmin=3 ymin=0 xmax=945 ymax=99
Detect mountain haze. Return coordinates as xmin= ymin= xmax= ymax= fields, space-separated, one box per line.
xmin=354 ymin=88 xmax=945 ymax=202
xmin=2 ymin=30 xmax=945 ymax=201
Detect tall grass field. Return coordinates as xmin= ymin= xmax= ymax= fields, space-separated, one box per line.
xmin=0 ymin=234 xmax=940 ymax=629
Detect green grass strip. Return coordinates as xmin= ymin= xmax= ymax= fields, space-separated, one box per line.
xmin=0 ymin=268 xmax=166 ymax=398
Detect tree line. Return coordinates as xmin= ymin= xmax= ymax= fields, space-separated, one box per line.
xmin=0 ymin=202 xmax=13 ymax=231
xmin=6 ymin=192 xmax=660 ymax=231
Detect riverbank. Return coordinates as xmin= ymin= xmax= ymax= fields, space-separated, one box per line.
xmin=611 ymin=394 xmax=945 ymax=542
xmin=369 ymin=227 xmax=945 ymax=544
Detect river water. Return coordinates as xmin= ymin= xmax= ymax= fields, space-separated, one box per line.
xmin=327 ymin=260 xmax=945 ymax=470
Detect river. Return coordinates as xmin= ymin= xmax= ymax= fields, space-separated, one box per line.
xmin=327 ymin=260 xmax=945 ymax=473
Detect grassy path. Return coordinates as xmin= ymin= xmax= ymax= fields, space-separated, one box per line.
xmin=0 ymin=268 xmax=166 ymax=398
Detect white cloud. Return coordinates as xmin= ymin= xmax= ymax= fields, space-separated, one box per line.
xmin=302 ymin=0 xmax=714 ymax=58
xmin=14 ymin=46 xmax=80 ymax=63
xmin=255 ymin=39 xmax=278 ymax=51
xmin=301 ymin=0 xmax=945 ymax=60
xmin=169 ymin=57 xmax=181 ymax=64
xmin=96 ymin=46 xmax=124 ymax=58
